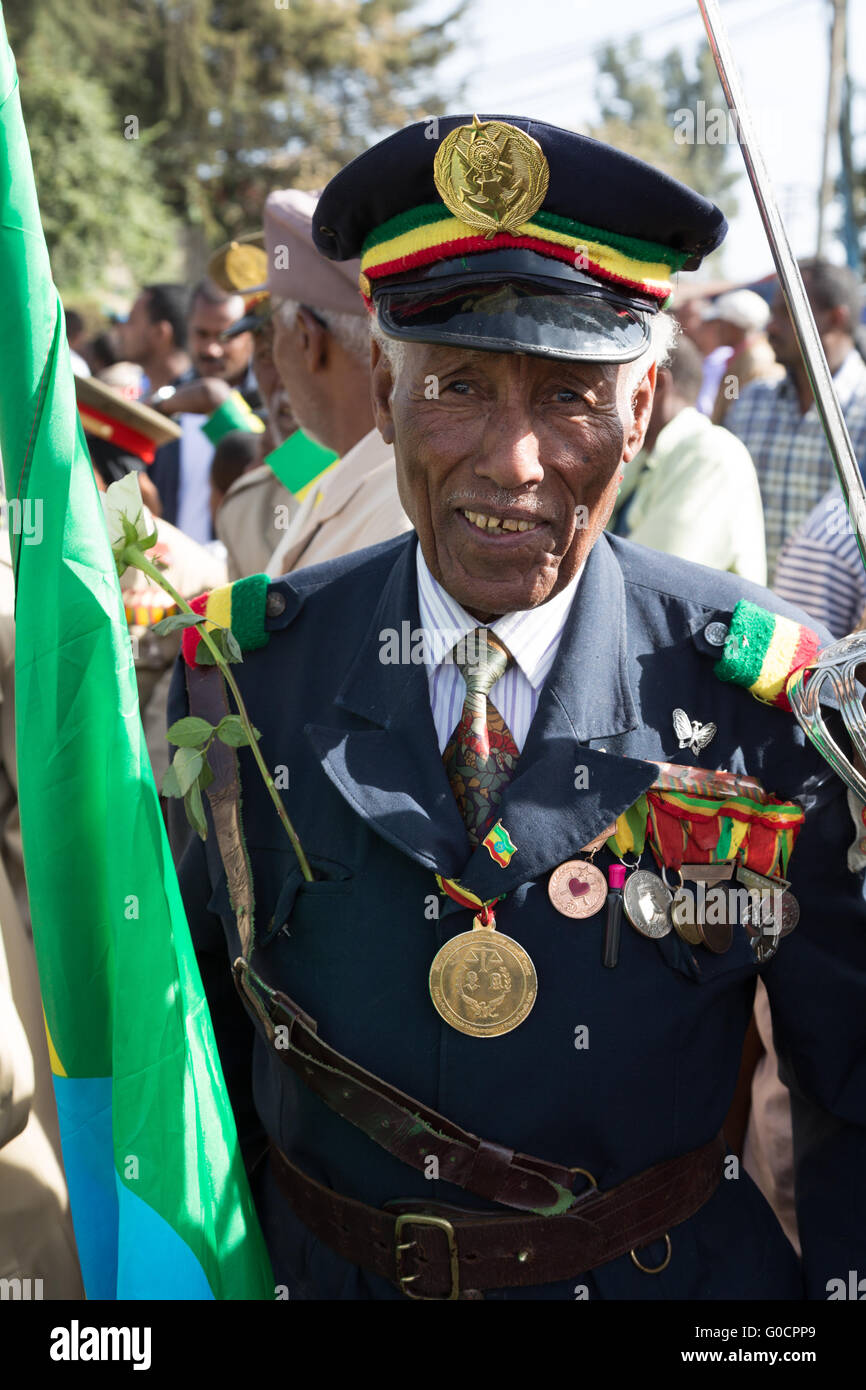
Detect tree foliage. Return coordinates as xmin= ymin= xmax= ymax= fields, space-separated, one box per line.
xmin=590 ymin=38 xmax=740 ymax=217
xmin=5 ymin=0 xmax=463 ymax=292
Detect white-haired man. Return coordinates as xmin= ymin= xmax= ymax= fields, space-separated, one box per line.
xmin=261 ymin=188 xmax=410 ymax=576
xmin=171 ymin=116 xmax=866 ymax=1302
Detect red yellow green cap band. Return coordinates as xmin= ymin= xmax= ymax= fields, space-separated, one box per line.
xmin=359 ymin=202 xmax=687 ymax=306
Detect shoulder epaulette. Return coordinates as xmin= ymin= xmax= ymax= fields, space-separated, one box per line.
xmin=713 ymin=599 xmax=820 ymax=712
xmin=182 ymin=573 xmax=271 ymax=667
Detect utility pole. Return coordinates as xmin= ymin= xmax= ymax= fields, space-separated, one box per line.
xmin=837 ymin=0 xmax=861 ymax=272
xmin=816 ymin=0 xmax=846 ymax=258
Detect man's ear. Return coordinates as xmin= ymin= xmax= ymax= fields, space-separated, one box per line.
xmin=623 ymin=361 xmax=657 ymax=463
xmin=370 ymin=337 xmax=396 ymax=445
xmin=297 ymin=306 xmax=329 ymax=374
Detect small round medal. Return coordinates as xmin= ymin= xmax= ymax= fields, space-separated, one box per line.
xmin=623 ymin=870 xmax=672 ymax=939
xmin=429 ymin=917 xmax=537 ymax=1037
xmin=779 ymin=891 xmax=800 ymax=936
xmin=670 ymin=888 xmax=702 ymax=946
xmin=697 ymin=916 xmax=733 ymax=954
xmin=548 ymin=860 xmax=607 ymax=920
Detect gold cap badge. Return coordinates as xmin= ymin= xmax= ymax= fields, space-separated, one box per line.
xmin=207 ymin=234 xmax=268 ymax=294
xmin=433 ymin=115 xmax=550 ymax=238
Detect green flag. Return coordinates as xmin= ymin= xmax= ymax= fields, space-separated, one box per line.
xmin=0 ymin=10 xmax=272 ymax=1299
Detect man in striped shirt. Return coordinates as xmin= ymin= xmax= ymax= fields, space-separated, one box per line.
xmin=774 ymin=485 xmax=866 ymax=638
xmin=725 ymin=259 xmax=866 ymax=582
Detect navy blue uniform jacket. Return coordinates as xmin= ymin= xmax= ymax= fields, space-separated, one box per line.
xmin=169 ymin=530 xmax=866 ymax=1300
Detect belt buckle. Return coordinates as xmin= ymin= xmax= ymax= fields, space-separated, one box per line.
xmin=394 ymin=1213 xmax=460 ymax=1300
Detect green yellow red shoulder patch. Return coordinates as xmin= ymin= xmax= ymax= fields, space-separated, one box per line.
xmin=714 ymin=599 xmax=820 ymax=712
xmin=182 ymin=573 xmax=270 ymax=667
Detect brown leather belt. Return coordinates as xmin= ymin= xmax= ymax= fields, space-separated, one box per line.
xmin=270 ymin=1132 xmax=726 ymax=1300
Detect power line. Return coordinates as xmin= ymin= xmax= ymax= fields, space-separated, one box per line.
xmin=467 ymin=0 xmax=773 ymax=86
xmin=498 ymin=0 xmax=819 ymax=107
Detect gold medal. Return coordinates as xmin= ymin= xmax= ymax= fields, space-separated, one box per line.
xmin=429 ymin=913 xmax=537 ymax=1037
xmin=433 ymin=115 xmax=550 ymax=238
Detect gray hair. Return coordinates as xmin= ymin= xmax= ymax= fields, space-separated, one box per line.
xmin=624 ymin=311 xmax=679 ymax=394
xmin=275 ymin=296 xmax=370 ymax=364
xmin=371 ymin=307 xmax=678 ymax=397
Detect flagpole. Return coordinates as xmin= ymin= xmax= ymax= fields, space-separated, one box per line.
xmin=696 ymin=0 xmax=866 ymax=571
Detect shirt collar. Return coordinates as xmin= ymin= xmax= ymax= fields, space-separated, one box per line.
xmin=780 ymin=349 xmax=866 ymax=407
xmin=416 ymin=540 xmax=582 ymax=691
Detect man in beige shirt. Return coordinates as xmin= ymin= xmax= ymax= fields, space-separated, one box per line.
xmin=611 ymin=335 xmax=767 ymax=584
xmin=261 ymin=188 xmax=410 ymax=577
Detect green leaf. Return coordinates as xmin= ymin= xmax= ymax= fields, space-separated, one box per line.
xmin=166 ymin=715 xmax=214 ymax=747
xmin=160 ymin=763 xmax=183 ymax=799
xmin=173 ymin=746 xmax=203 ymax=796
xmin=184 ymin=781 xmax=207 ymax=840
xmin=223 ymin=629 xmax=243 ymax=663
xmin=196 ymin=627 xmax=231 ymax=665
xmin=198 ymin=757 xmax=215 ymax=791
xmin=153 ymin=612 xmax=207 ymax=635
xmin=215 ymin=715 xmax=251 ymax=748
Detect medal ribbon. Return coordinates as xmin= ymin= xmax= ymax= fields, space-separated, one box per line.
xmin=646 ymin=788 xmax=803 ymax=876
xmin=604 ymin=763 xmax=804 ymax=878
xmin=436 ymin=874 xmax=501 ymax=925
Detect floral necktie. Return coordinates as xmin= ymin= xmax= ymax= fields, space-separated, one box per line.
xmin=442 ymin=629 xmax=519 ymax=845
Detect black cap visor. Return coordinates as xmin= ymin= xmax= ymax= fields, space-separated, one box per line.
xmin=376 ymin=280 xmax=649 ymax=362
xmin=372 ymin=253 xmax=652 ymax=362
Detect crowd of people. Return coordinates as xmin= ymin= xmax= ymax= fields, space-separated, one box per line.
xmin=67 ymin=249 xmax=866 ymax=651
xmin=4 ymin=119 xmax=866 ymax=1301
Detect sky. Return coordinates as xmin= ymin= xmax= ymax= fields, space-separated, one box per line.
xmin=419 ymin=0 xmax=865 ymax=285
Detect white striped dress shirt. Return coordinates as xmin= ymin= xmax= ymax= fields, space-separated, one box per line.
xmin=416 ymin=544 xmax=582 ymax=752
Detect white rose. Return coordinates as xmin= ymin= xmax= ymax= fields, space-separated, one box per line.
xmin=100 ymin=472 xmax=158 ymax=576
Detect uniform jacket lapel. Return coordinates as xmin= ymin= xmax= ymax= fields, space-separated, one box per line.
xmin=305 ymin=536 xmax=471 ymax=878
xmin=305 ymin=534 xmax=657 ymax=889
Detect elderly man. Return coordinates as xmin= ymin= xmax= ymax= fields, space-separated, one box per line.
xmin=171 ymin=116 xmax=866 ymax=1301
xmin=261 ymin=188 xmax=410 ymax=575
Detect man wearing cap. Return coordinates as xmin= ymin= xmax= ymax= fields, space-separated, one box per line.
xmin=703 ymin=288 xmax=782 ymax=425
xmin=172 ymin=116 xmax=866 ymax=1301
xmin=261 ymin=188 xmax=410 ymax=576
xmin=206 ymin=235 xmax=304 ymax=580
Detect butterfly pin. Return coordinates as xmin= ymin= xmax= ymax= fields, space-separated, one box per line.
xmin=673 ymin=707 xmax=717 ymax=756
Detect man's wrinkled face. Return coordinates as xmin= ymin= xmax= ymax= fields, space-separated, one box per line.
xmin=372 ymin=341 xmax=654 ymax=618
